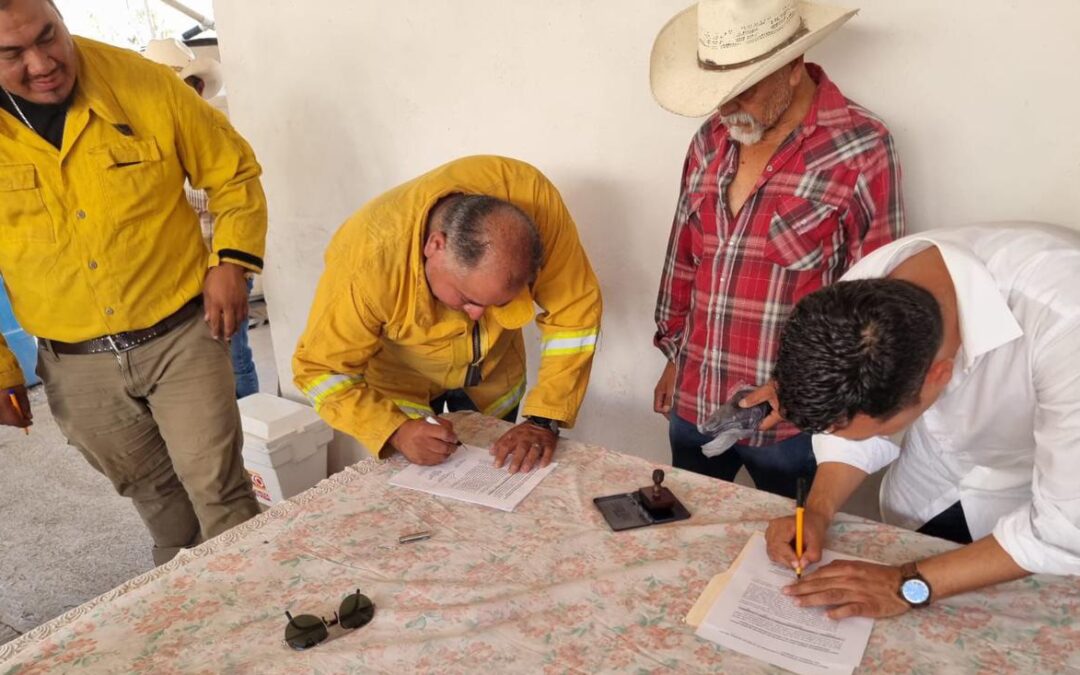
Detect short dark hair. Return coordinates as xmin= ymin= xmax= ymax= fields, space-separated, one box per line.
xmin=773 ymin=279 xmax=944 ymax=433
xmin=439 ymin=194 xmax=543 ymax=280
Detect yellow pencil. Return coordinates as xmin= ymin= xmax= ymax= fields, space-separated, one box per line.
xmin=795 ymin=477 xmax=807 ymax=579
xmin=8 ymin=391 xmax=29 ymax=435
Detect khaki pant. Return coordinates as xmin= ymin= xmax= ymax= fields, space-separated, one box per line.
xmin=37 ymin=313 xmax=260 ymax=565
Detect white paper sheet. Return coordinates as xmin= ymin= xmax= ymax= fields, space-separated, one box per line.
xmin=695 ymin=532 xmax=874 ymax=675
xmin=388 ymin=444 xmax=557 ymax=512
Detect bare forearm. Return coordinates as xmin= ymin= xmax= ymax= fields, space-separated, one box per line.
xmin=918 ymin=535 xmax=1029 ymax=601
xmin=807 ymin=461 xmax=868 ymax=520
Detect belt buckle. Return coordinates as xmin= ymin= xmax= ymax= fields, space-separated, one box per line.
xmin=106 ymin=333 xmax=141 ymax=353
xmin=106 ymin=335 xmax=123 ymax=355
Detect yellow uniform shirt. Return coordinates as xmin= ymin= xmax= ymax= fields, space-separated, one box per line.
xmin=0 ymin=37 xmax=267 ymax=388
xmin=293 ymin=155 xmax=603 ymax=456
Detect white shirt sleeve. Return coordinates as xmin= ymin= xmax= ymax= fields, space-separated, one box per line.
xmin=813 ymin=433 xmax=900 ymax=475
xmin=992 ymin=331 xmax=1080 ymax=576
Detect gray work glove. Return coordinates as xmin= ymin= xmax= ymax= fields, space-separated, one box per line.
xmin=698 ymin=388 xmax=772 ymax=457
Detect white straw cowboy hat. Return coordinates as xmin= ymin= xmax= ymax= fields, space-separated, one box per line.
xmin=650 ymin=0 xmax=857 ymax=117
xmin=143 ymin=38 xmax=223 ymax=100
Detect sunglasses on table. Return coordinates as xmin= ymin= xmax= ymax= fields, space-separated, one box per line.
xmin=283 ymin=589 xmax=375 ymax=650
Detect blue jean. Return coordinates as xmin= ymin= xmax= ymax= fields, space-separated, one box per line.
xmin=668 ymin=412 xmax=816 ymax=499
xmin=231 ymin=278 xmax=259 ymax=399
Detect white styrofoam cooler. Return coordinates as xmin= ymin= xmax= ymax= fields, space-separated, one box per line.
xmin=238 ymin=393 xmax=332 ymax=506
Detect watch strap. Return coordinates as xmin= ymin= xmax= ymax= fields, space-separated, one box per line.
xmin=526 ymin=415 xmax=560 ymax=436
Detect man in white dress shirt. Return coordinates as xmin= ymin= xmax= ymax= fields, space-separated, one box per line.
xmin=749 ymin=222 xmax=1080 ymax=619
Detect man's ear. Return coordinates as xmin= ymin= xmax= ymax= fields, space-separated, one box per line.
xmin=788 ymin=55 xmax=805 ymax=87
xmin=924 ymin=358 xmax=954 ymax=392
xmin=423 ymin=230 xmax=446 ymax=258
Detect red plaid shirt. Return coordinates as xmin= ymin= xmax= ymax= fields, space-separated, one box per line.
xmin=655 ymin=65 xmax=905 ymax=446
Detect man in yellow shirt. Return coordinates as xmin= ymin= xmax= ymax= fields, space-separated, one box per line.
xmin=294 ymin=156 xmax=602 ymax=473
xmin=0 ymin=0 xmax=266 ymax=563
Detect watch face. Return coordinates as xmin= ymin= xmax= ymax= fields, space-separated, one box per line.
xmin=901 ymin=578 xmax=931 ymax=605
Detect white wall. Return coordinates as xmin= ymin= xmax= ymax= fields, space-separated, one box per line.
xmin=212 ymin=0 xmax=1080 ymax=471
xmin=57 ymin=0 xmax=216 ymax=48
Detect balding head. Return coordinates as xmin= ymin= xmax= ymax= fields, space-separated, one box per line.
xmin=423 ymin=194 xmax=545 ymax=320
xmin=438 ymin=194 xmax=543 ymax=288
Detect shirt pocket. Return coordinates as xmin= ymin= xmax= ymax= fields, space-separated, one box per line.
xmin=92 ymin=138 xmax=167 ymax=229
xmin=0 ymin=164 xmax=55 ymax=243
xmin=764 ymin=195 xmax=837 ymax=271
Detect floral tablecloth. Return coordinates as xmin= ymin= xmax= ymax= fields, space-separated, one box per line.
xmin=2 ymin=412 xmax=1078 ymax=674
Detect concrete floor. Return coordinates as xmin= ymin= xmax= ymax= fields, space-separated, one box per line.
xmin=0 ymin=307 xmax=279 ymax=646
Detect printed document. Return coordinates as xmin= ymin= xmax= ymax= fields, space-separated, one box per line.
xmin=695 ymin=532 xmax=874 ymax=675
xmin=389 ymin=444 xmax=556 ymax=512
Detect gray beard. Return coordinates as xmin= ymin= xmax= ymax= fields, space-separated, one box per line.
xmin=720 ymin=111 xmax=765 ymax=145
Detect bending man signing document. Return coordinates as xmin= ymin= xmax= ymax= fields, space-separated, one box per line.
xmin=748 ymin=223 xmax=1080 ymax=619
xmin=294 ymin=156 xmax=602 ymax=473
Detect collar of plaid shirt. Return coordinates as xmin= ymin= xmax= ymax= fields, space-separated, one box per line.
xmin=655 ymin=64 xmax=905 ymax=447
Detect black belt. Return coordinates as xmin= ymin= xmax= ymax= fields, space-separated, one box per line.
xmin=43 ymin=298 xmax=202 ymax=355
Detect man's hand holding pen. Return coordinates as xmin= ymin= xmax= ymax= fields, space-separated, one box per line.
xmin=766 ymin=479 xmax=916 ymax=620
xmin=765 ymin=506 xmax=828 ymax=574
xmin=2 ymin=386 xmax=32 ymax=433
xmin=388 ymin=416 xmax=461 ymax=465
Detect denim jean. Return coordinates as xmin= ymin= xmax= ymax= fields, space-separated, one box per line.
xmin=431 ymin=388 xmax=519 ymax=423
xmin=231 ymin=278 xmax=259 ymax=399
xmin=668 ymin=412 xmax=816 ymax=499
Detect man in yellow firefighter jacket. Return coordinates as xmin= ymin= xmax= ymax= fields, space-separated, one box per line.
xmin=294 ymin=155 xmax=603 ymax=473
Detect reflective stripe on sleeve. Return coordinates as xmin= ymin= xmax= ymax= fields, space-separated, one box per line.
xmin=541 ymin=328 xmax=599 ymax=356
xmin=392 ymin=399 xmax=436 ymax=419
xmin=482 ymin=377 xmax=526 ymax=420
xmin=302 ymin=372 xmax=365 ymax=410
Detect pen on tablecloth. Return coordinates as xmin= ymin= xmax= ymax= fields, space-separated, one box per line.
xmin=424 ymin=415 xmax=462 ymax=446
xmin=795 ymin=477 xmax=807 ymax=579
xmin=398 ymin=531 xmax=432 ymax=544
xmin=7 ymin=390 xmax=28 ymax=435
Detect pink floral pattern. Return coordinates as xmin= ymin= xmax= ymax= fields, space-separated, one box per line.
xmin=2 ymin=412 xmax=1078 ymax=673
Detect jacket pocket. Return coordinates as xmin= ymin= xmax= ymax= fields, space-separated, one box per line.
xmin=764 ymin=195 xmax=836 ymax=271
xmin=0 ymin=164 xmax=55 ymax=242
xmin=92 ymin=138 xmax=167 ymax=229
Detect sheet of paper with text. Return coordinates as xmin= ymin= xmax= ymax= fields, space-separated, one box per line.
xmin=696 ymin=532 xmax=874 ymax=675
xmin=389 ymin=444 xmax=557 ymax=512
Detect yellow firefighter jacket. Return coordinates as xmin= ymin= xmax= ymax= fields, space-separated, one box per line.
xmin=293 ymin=155 xmax=602 ymax=456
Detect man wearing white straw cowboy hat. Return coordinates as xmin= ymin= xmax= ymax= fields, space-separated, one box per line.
xmin=651 ymin=0 xmax=905 ymax=498
xmin=0 ymin=0 xmax=266 ymax=564
xmin=143 ymin=37 xmax=222 ymax=100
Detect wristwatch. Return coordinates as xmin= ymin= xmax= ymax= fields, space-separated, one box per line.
xmin=898 ymin=562 xmax=932 ymax=608
xmin=525 ymin=415 xmax=560 ymax=437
